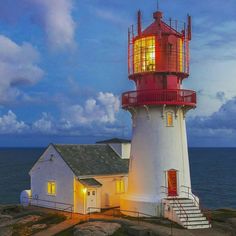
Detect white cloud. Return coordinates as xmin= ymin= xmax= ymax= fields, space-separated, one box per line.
xmin=0 ymin=35 xmax=44 ymax=104
xmin=0 ymin=110 xmax=28 ymax=134
xmin=62 ymin=92 xmax=120 ymax=126
xmin=28 ymin=0 xmax=76 ymax=50
xmin=32 ymin=113 xmax=55 ymax=134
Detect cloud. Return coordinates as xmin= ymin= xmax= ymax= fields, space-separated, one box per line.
xmin=62 ymin=92 xmax=120 ymax=126
xmin=0 ymin=110 xmax=29 ymax=134
xmin=188 ymin=97 xmax=236 ymax=130
xmin=32 ymin=113 xmax=55 ymax=134
xmin=0 ymin=0 xmax=76 ymax=50
xmin=216 ymin=91 xmax=226 ymax=102
xmin=28 ymin=0 xmax=76 ymax=50
xmin=0 ymin=35 xmax=44 ymax=104
xmin=0 ymin=92 xmax=122 ymax=136
xmin=187 ymin=97 xmax=236 ymax=146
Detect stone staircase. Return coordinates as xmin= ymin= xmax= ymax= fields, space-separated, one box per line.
xmin=167 ymin=198 xmax=211 ymax=229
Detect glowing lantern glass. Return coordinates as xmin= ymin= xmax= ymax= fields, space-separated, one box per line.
xmin=134 ymin=36 xmax=156 ymax=73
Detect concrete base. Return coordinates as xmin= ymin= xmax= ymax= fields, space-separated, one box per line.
xmin=120 ymin=195 xmax=163 ymax=217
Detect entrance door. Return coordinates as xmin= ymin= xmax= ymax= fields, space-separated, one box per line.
xmin=167 ymin=169 xmax=178 ymax=196
xmin=87 ymin=189 xmax=97 ymax=213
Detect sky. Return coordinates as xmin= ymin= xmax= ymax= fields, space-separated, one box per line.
xmin=0 ymin=0 xmax=235 ymax=147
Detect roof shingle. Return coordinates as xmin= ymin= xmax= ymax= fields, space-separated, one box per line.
xmin=54 ymin=144 xmax=129 ymax=176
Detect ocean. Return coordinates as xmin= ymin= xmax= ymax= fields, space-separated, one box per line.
xmin=0 ymin=147 xmax=235 ymax=209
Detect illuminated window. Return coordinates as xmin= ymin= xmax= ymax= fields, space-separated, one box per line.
xmin=116 ymin=179 xmax=125 ymax=194
xmin=47 ymin=181 xmax=56 ymax=195
xmin=166 ymin=112 xmax=174 ymax=127
xmin=179 ymin=38 xmax=183 ymax=72
xmin=134 ymin=36 xmax=156 ymax=73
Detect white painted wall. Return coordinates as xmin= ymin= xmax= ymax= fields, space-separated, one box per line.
xmin=122 ymin=143 xmax=131 ymax=159
xmin=96 ymin=175 xmax=128 ymax=208
xmin=30 ymin=145 xmax=75 ymax=211
xmin=29 ymin=145 xmax=129 ymax=214
xmin=121 ymin=106 xmax=192 ymax=216
xmin=109 ymin=143 xmax=131 ymax=159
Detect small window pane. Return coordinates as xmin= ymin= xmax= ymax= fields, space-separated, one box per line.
xmin=116 ymin=179 xmax=125 ymax=194
xmin=166 ymin=112 xmax=173 ymax=127
xmin=47 ymin=181 xmax=56 ymax=195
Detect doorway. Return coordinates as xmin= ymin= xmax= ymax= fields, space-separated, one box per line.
xmin=167 ymin=169 xmax=178 ymax=197
xmin=86 ymin=189 xmax=97 ymax=213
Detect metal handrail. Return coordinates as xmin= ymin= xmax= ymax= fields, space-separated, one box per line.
xmin=122 ymin=89 xmax=196 ymax=108
xmin=172 ymin=197 xmax=188 ymax=226
xmin=181 ymin=185 xmax=211 ymax=224
xmin=22 ymin=196 xmax=73 ymax=218
xmin=87 ymin=207 xmax=155 ymax=218
xmin=161 ymin=186 xmax=188 ymax=225
xmin=181 ymin=185 xmax=199 ymax=207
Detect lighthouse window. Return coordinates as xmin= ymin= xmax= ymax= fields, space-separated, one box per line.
xmin=116 ymin=179 xmax=125 ymax=194
xmin=178 ymin=38 xmax=184 ymax=72
xmin=166 ymin=112 xmax=174 ymax=127
xmin=134 ymin=36 xmax=156 ymax=73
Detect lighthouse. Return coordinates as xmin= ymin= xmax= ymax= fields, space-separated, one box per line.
xmin=120 ymin=8 xmax=211 ymax=229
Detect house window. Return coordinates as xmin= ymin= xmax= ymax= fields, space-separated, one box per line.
xmin=166 ymin=112 xmax=174 ymax=127
xmin=47 ymin=181 xmax=56 ymax=195
xmin=116 ymin=179 xmax=125 ymax=194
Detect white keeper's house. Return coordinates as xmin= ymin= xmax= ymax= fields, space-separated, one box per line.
xmin=20 ymin=138 xmax=130 ymax=214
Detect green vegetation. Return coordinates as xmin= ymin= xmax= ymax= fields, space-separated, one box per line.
xmin=55 ymin=226 xmax=74 ymax=236
xmin=112 ymin=227 xmax=129 ymax=236
xmin=36 ymin=213 xmax=66 ymax=225
xmin=211 ymin=209 xmax=236 ymax=222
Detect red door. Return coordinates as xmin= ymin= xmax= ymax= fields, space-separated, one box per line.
xmin=168 ymin=170 xmax=178 ymax=196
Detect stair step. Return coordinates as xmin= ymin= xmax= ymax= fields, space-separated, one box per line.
xmin=168 ymin=199 xmax=193 ymax=204
xmin=180 ymin=216 xmax=207 ymax=222
xmin=171 ymin=203 xmax=196 ymax=208
xmin=179 ymin=214 xmax=204 ymax=219
xmin=173 ymin=206 xmax=199 ymax=211
xmin=175 ymin=209 xmax=201 ymax=215
xmin=183 ymin=220 xmax=210 ymax=226
xmin=186 ymin=224 xmax=211 ymax=229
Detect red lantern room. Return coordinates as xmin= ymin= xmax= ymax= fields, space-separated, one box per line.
xmin=122 ymin=10 xmax=196 ymax=108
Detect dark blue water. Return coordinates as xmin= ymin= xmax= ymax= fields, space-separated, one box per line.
xmin=0 ymin=148 xmax=235 ymax=209
xmin=189 ymin=148 xmax=236 ymax=209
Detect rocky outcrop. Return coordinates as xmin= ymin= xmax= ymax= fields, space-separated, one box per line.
xmin=74 ymin=221 xmax=121 ymax=236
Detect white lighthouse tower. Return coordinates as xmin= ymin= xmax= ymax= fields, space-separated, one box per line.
xmin=120 ymin=9 xmax=211 ymax=229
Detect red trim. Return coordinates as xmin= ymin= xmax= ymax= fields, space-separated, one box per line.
xmin=122 ymin=89 xmax=196 ymax=108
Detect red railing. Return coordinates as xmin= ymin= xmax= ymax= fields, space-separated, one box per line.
xmin=122 ymin=89 xmax=196 ymax=108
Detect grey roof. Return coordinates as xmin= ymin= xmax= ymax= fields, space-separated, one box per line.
xmin=54 ymin=144 xmax=129 ymax=176
xmin=79 ymin=178 xmax=102 ymax=187
xmin=96 ymin=138 xmax=131 ymax=144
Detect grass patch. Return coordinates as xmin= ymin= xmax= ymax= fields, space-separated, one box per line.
xmin=55 ymin=226 xmax=74 ymax=236
xmin=112 ymin=227 xmax=129 ymax=236
xmin=1 ymin=205 xmax=24 ymax=216
xmin=211 ymin=209 xmax=236 ymax=222
xmin=36 ymin=213 xmax=66 ymax=225
xmin=12 ymin=213 xmax=66 ymax=236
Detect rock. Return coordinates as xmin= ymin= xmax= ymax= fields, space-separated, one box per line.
xmin=31 ymin=224 xmax=47 ymax=230
xmin=227 ymin=218 xmax=236 ymax=228
xmin=0 ymin=214 xmax=13 ymax=222
xmin=17 ymin=215 xmax=41 ymax=224
xmin=0 ymin=215 xmax=13 ymax=227
xmin=74 ymin=221 xmax=121 ymax=236
xmin=128 ymin=225 xmax=153 ymax=236
xmin=0 ymin=227 xmax=13 ymax=236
